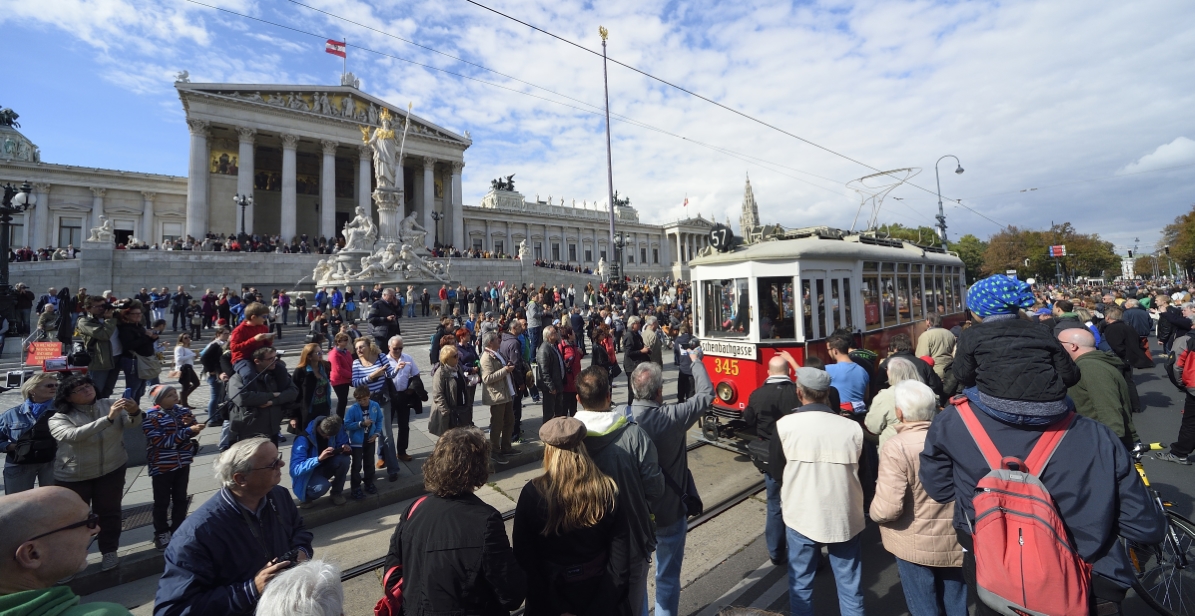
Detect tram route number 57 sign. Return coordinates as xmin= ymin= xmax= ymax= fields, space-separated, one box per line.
xmin=709 ymin=224 xmax=735 ymax=253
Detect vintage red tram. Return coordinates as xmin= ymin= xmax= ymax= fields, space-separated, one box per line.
xmin=688 ymin=228 xmax=968 ymax=440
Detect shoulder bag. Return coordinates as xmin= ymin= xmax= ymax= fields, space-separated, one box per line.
xmin=375 ymin=496 xmax=430 ymax=616
xmin=12 ymin=407 xmax=57 ymax=465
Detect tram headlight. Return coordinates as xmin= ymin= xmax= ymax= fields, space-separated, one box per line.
xmin=716 ymin=382 xmax=735 ymax=403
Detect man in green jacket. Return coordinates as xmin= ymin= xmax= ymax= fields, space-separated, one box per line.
xmin=76 ymin=296 xmax=119 ymax=398
xmin=1057 ymin=328 xmax=1139 ymax=448
xmin=0 ymin=487 xmax=132 ymax=616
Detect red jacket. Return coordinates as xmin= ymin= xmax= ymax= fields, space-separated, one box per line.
xmin=229 ymin=322 xmax=270 ymax=364
xmin=438 ymin=287 xmax=448 ymax=301
xmin=329 ymin=346 xmax=354 ymax=386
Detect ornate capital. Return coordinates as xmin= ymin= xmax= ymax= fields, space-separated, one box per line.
xmin=142 ymin=191 xmax=157 ymax=201
xmin=33 ymin=183 xmax=51 ymax=193
xmin=280 ymin=134 xmax=301 ymax=149
xmin=451 ymin=161 xmax=464 ymax=172
xmin=186 ymin=119 xmax=209 ymax=137
xmin=321 ymin=140 xmax=339 ymax=156
xmin=236 ymin=127 xmax=257 ymax=144
xmin=358 ymin=144 xmax=370 ymax=159
xmin=90 ymin=187 xmax=106 ymax=198
xmin=422 ymin=156 xmax=437 ymax=168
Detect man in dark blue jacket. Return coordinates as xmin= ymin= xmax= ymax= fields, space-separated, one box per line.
xmin=155 ymin=438 xmax=313 ymax=616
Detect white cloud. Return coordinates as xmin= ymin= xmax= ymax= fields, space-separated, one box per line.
xmin=1118 ymin=137 xmax=1195 ymax=175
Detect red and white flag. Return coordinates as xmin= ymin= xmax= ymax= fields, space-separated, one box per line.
xmin=682 ymin=197 xmax=689 ymax=207
xmin=325 ymin=39 xmax=346 ymax=58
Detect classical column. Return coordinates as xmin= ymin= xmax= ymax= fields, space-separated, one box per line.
xmin=450 ymin=162 xmax=464 ymax=249
xmin=483 ymin=220 xmax=491 ymax=251
xmin=505 ymin=223 xmax=512 ymax=256
xmin=421 ymin=158 xmax=435 ymax=248
xmin=89 ymin=187 xmax=106 ymax=232
xmin=236 ymin=127 xmax=256 ymax=234
xmin=32 ymin=184 xmax=50 ymax=248
xmin=280 ymin=134 xmax=300 ymax=242
xmin=320 ymin=140 xmax=338 ymax=240
xmin=185 ymin=119 xmax=210 ymax=239
xmin=675 ymin=233 xmax=682 ymax=264
xmin=357 ymin=146 xmax=372 ymax=217
xmin=141 ymin=192 xmax=156 ymax=243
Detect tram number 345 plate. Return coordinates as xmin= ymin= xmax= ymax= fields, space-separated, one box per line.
xmin=713 ymin=358 xmax=740 ymax=376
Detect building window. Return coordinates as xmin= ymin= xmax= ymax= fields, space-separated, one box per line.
xmin=162 ymin=223 xmax=183 ymax=243
xmin=58 ymin=217 xmax=82 ymax=247
xmin=552 ymin=243 xmax=560 ymax=261
xmin=627 ymin=252 xmax=635 ymax=264
xmin=534 ymin=242 xmax=542 ymax=259
xmin=599 ymin=250 xmax=607 ymax=261
xmin=585 ymin=249 xmax=593 ymax=262
xmin=495 ymin=241 xmax=504 ymax=255
xmin=640 ymin=248 xmax=647 ymax=264
xmin=653 ymin=248 xmax=659 ymax=264
xmin=9 ymin=221 xmax=23 ymax=248
xmin=472 ymin=238 xmax=483 ymax=250
xmin=568 ymin=244 xmax=577 ymax=262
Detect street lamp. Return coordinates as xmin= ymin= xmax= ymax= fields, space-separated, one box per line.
xmin=0 ymin=181 xmax=37 ymax=327
xmin=233 ymin=193 xmax=253 ymax=240
xmin=430 ymin=211 xmax=444 ymax=248
xmin=935 ymin=155 xmax=964 ymax=251
xmin=612 ymin=232 xmax=625 ymax=292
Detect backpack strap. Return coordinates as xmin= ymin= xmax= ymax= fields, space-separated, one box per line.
xmin=954 ymin=399 xmax=1003 ymax=471
xmin=1022 ymin=412 xmax=1076 ymax=477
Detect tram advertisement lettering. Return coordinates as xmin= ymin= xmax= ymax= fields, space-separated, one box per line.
xmin=700 ymin=340 xmax=756 ymax=360
xmin=713 ymin=358 xmax=740 ymax=376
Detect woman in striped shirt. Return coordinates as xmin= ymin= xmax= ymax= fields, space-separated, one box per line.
xmin=352 ymin=337 xmax=401 ymax=480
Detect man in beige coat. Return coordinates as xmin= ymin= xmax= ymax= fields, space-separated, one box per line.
xmin=480 ymin=332 xmax=517 ymax=462
xmin=869 ymin=380 xmax=965 ymax=616
xmin=915 ymin=312 xmax=955 ymax=380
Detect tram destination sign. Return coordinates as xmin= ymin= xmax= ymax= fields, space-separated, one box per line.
xmin=700 ymin=340 xmax=757 ymax=360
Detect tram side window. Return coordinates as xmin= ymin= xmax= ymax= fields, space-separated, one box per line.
xmin=944 ymin=269 xmax=955 ymax=314
xmin=842 ymin=278 xmax=853 ymax=331
xmin=881 ymin=262 xmax=896 ymax=328
xmin=830 ymin=279 xmax=842 ymax=331
xmin=911 ymin=264 xmax=924 ymax=321
xmin=897 ymin=264 xmax=912 ymax=322
xmin=801 ymin=279 xmax=813 ymax=339
xmin=758 ymin=277 xmax=796 ymax=339
xmin=952 ymin=268 xmax=964 ymax=312
xmin=863 ymin=262 xmax=881 ymax=330
xmin=702 ymin=279 xmax=750 ymax=338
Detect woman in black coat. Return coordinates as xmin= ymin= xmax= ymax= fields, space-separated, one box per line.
xmin=382 ymin=427 xmax=524 ymax=615
xmin=117 ymin=301 xmax=160 ymax=402
xmin=55 ymin=287 xmax=77 ymax=354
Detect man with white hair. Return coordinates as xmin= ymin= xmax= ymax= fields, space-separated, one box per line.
xmin=630 ymin=354 xmax=713 ymax=616
xmin=155 ymin=438 xmax=313 ymax=616
xmin=0 ymin=487 xmax=132 ymax=615
xmin=621 ymin=316 xmax=650 ymax=404
xmin=1057 ymin=328 xmax=1139 ymax=449
xmin=642 ymin=316 xmax=663 ymax=366
xmin=256 ymin=560 xmax=343 ymax=616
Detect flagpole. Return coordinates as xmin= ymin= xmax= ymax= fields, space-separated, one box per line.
xmin=343 ymin=36 xmax=347 ymax=79
xmin=600 ymin=26 xmax=617 ymax=288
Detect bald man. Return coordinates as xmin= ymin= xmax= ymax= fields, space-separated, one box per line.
xmin=742 ymin=350 xmax=801 ymax=565
xmin=0 ymin=487 xmax=132 ymax=614
xmin=1057 ymin=328 xmax=1139 ymax=449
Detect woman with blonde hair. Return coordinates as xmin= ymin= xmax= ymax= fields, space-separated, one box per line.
xmin=431 ymin=344 xmax=470 ymax=433
xmin=513 ymin=417 xmax=630 ymax=616
xmin=0 ymin=372 xmax=61 ymax=493
xmin=865 ymin=357 xmax=925 ymax=448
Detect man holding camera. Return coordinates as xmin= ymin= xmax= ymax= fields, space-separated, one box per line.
xmin=226 ymin=347 xmax=297 ymax=446
xmin=155 ymin=437 xmax=313 ymax=616
xmin=77 ymin=296 xmax=120 ymax=399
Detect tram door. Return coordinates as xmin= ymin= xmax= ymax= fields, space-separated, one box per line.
xmin=800 ymin=269 xmax=854 ymax=340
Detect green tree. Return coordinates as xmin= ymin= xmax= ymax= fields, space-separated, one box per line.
xmin=949 ymin=234 xmax=987 ymax=283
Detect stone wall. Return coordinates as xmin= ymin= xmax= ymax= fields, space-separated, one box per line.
xmin=11 ymin=247 xmax=668 ymax=300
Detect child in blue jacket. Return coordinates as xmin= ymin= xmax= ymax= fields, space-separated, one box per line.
xmin=344 ymin=385 xmax=385 ymax=500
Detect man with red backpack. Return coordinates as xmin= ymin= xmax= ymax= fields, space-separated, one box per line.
xmin=921 ymin=275 xmax=1165 ymax=615
xmin=1159 ymin=326 xmax=1195 ymax=464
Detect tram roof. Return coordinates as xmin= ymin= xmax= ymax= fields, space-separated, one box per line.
xmin=689 ymin=231 xmax=964 ymax=268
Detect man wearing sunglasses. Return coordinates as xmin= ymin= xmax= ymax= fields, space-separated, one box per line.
xmin=0 ymin=486 xmax=132 ymax=615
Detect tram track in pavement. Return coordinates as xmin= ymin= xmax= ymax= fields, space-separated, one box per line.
xmin=339 ymin=439 xmax=765 ymax=584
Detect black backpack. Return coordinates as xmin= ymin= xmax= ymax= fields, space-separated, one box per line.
xmin=11 ymin=407 xmax=57 ymax=465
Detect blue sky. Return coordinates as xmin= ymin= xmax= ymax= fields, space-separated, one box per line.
xmin=3 ymin=0 xmax=1194 ymax=252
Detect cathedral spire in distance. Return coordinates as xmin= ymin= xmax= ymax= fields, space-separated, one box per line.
xmin=739 ymin=172 xmax=760 ymax=236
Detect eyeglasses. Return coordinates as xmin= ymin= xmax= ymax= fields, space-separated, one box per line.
xmin=251 ymin=455 xmax=286 ymax=472
xmin=23 ymin=513 xmax=100 ymax=543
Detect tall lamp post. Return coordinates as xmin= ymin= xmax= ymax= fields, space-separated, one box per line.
xmin=0 ymin=181 xmax=37 ymax=326
xmin=612 ymin=232 xmax=625 ymax=292
xmin=934 ymin=155 xmax=964 ymax=251
xmin=430 ymin=211 xmax=443 ymax=248
xmin=233 ymin=193 xmax=253 ymax=241
xmin=600 ymin=26 xmax=618 ymax=290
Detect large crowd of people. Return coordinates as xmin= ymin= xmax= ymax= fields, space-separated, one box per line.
xmin=0 ymin=271 xmax=1190 ymax=616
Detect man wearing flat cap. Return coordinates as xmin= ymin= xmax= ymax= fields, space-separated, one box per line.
xmin=769 ymin=367 xmax=865 ymax=616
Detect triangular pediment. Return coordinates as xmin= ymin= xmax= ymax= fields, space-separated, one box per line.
xmin=177 ymin=83 xmax=470 ymax=146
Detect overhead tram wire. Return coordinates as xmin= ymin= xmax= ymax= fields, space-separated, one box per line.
xmin=180 ymin=0 xmax=869 ymax=203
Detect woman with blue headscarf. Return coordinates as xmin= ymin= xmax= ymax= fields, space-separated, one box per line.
xmin=951 ymin=275 xmax=1081 ymax=425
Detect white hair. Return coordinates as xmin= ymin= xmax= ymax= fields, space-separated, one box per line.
xmin=631 ymin=362 xmax=663 ymax=400
xmin=213 ymin=437 xmax=272 ymax=488
xmin=388 ymin=335 xmax=404 ymax=347
xmin=894 ymin=380 xmax=937 ymax=422
xmin=886 ymin=357 xmax=921 ymax=386
xmin=256 ymin=560 xmax=343 ymax=616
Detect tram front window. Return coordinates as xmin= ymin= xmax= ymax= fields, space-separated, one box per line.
xmin=758 ymin=277 xmax=796 ymax=339
xmin=702 ymin=278 xmax=750 ymax=338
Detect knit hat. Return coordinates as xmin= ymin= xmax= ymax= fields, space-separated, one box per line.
xmin=149 ymin=384 xmax=177 ymax=407
xmin=966 ymin=275 xmax=1035 ymax=318
xmin=539 ymin=417 xmax=587 ymax=450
